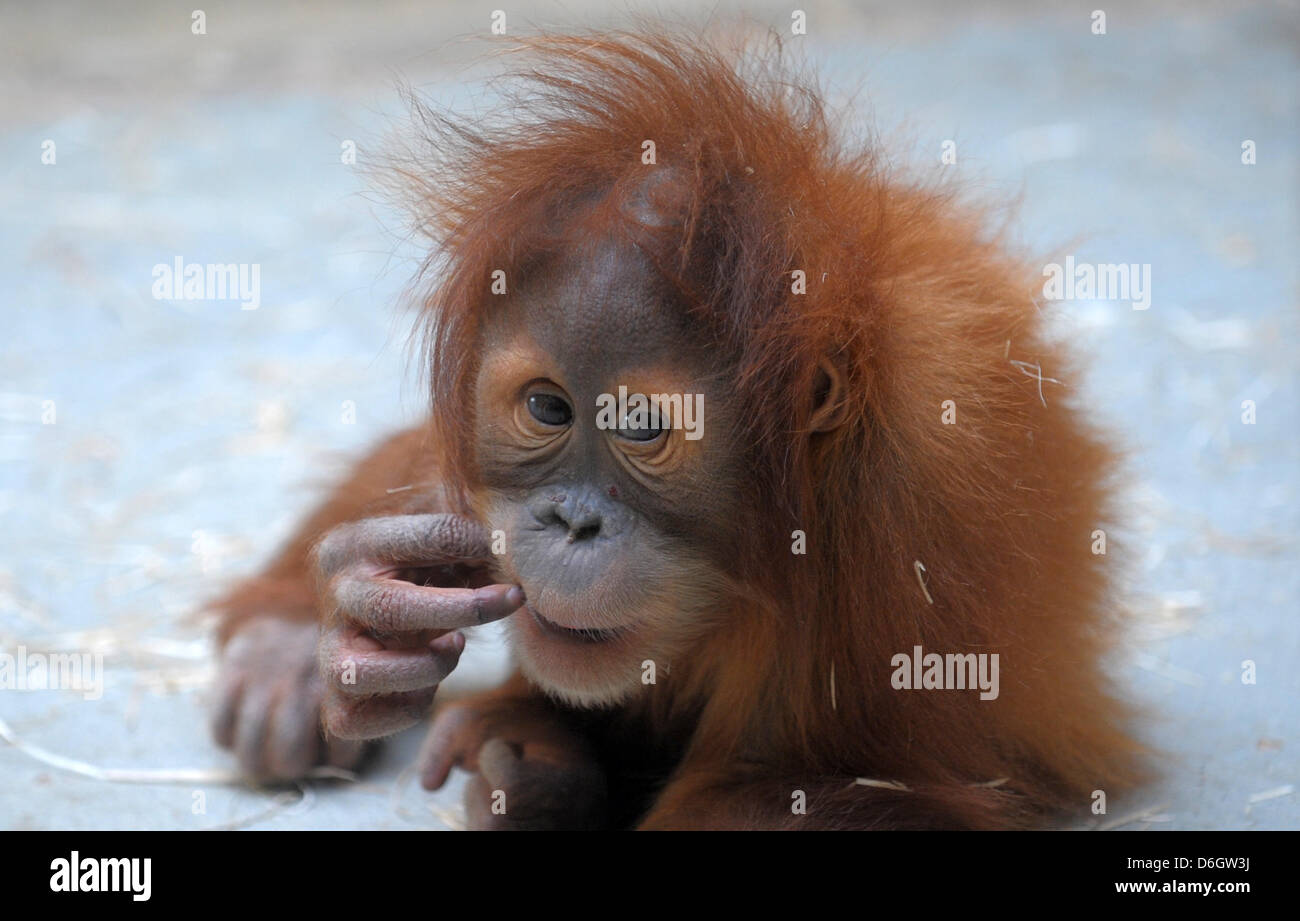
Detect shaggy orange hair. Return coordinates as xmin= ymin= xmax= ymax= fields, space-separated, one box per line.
xmin=389 ymin=29 xmax=1144 ymax=828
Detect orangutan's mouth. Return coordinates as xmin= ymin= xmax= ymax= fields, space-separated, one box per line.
xmin=527 ymin=604 xmax=626 ymax=644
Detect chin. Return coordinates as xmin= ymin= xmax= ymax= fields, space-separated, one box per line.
xmin=505 ymin=603 xmax=652 ymax=708
xmin=489 ymin=537 xmax=727 ymax=708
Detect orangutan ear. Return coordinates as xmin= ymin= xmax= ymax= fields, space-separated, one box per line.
xmin=809 ymin=356 xmax=850 ymax=433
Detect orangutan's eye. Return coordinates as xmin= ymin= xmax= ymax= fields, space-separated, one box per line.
xmin=526 ymin=392 xmax=572 ymax=427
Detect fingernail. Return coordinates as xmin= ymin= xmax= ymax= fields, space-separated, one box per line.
xmin=471 ymin=585 xmax=522 ymax=623
xmin=431 ymin=631 xmax=466 ymax=655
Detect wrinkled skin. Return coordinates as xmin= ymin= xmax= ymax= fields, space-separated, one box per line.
xmin=212 ymin=513 xmax=524 ymax=781
xmin=211 ymin=239 xmax=749 ymax=829
xmin=465 ymin=242 xmax=743 ymax=710
xmin=212 ymin=619 xmax=365 ymax=782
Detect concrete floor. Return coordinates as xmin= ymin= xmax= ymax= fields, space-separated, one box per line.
xmin=0 ymin=1 xmax=1296 ymax=830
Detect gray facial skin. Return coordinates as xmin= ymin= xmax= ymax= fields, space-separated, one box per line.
xmin=471 ymin=239 xmax=742 ymax=706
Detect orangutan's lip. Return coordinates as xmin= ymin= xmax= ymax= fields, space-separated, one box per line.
xmin=527 ymin=604 xmax=624 ymax=644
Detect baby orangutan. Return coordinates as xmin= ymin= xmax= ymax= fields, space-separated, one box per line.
xmin=211 ymin=31 xmax=1142 ymax=829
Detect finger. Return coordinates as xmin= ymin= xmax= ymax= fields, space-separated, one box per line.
xmin=418 ymin=702 xmax=482 ymax=790
xmin=234 ymin=681 xmax=277 ymax=780
xmin=321 ymin=686 xmax=438 ymax=740
xmin=264 ymin=678 xmax=322 ymax=780
xmin=324 ymin=736 xmax=367 ymax=771
xmin=210 ymin=668 xmax=245 ymax=750
xmin=323 ymin=631 xmax=465 ymax=696
xmin=477 ymin=737 xmax=526 ymax=790
xmin=475 ymin=739 xmax=596 ymax=823
xmin=334 ymin=578 xmax=524 ymax=633
xmin=316 ymin=514 xmax=495 ymax=577
xmin=464 ymin=772 xmax=513 ymax=830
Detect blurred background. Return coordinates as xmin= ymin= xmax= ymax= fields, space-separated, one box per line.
xmin=0 ymin=0 xmax=1295 ymax=830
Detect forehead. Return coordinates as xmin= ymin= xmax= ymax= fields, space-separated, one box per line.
xmin=490 ymin=239 xmax=695 ymax=377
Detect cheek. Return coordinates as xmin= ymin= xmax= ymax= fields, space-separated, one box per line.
xmin=474 ymin=491 xmax=513 ymax=537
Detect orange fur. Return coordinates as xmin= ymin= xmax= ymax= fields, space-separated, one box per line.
xmin=404 ymin=31 xmax=1145 ymax=826
xmin=219 ymin=29 xmax=1145 ymax=828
